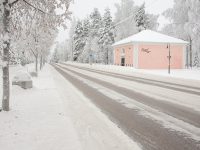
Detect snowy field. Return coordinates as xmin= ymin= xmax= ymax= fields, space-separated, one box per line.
xmin=0 ymin=64 xmax=141 ymax=150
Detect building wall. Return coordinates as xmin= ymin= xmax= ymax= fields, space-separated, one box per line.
xmin=138 ymin=44 xmax=184 ymax=69
xmin=114 ymin=44 xmax=134 ymax=66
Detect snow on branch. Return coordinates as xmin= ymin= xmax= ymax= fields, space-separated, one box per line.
xmin=22 ymin=0 xmax=46 ymax=14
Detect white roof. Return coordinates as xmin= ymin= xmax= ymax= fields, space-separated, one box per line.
xmin=113 ymin=30 xmax=189 ymax=46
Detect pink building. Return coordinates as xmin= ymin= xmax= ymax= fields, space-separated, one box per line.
xmin=113 ymin=30 xmax=188 ymax=69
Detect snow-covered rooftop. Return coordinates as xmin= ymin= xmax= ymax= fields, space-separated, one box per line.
xmin=113 ymin=30 xmax=189 ymax=46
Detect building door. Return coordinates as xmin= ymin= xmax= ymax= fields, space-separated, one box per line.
xmin=121 ymin=57 xmax=125 ymax=66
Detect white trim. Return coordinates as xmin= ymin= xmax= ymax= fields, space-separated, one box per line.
xmin=113 ymin=42 xmax=133 ymax=48
xmin=113 ymin=48 xmax=115 ymax=65
xmin=113 ymin=42 xmax=188 ymax=49
xmin=132 ymin=42 xmax=188 ymax=46
xmin=183 ymin=46 xmax=186 ymax=69
xmin=134 ymin=44 xmax=139 ymax=69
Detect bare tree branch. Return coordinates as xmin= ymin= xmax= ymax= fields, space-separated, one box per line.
xmin=22 ymin=0 xmax=46 ymax=14
xmin=10 ymin=0 xmax=20 ymax=6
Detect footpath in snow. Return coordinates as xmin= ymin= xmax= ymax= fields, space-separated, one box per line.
xmin=0 ymin=64 xmax=141 ymax=150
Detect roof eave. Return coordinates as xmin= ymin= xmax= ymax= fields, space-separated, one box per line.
xmin=112 ymin=41 xmax=189 ymax=47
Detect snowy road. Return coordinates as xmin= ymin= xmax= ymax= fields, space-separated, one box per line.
xmin=53 ymin=63 xmax=200 ymax=150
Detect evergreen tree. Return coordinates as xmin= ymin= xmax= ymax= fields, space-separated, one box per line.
xmin=68 ymin=18 xmax=77 ymax=61
xmin=135 ymin=3 xmax=149 ymax=31
xmin=78 ymin=18 xmax=91 ymax=62
xmin=99 ymin=8 xmax=115 ymax=64
xmin=89 ymin=8 xmax=102 ymax=63
xmin=194 ymin=52 xmax=200 ymax=68
xmin=90 ymin=8 xmax=102 ymax=37
xmin=73 ymin=21 xmax=85 ymax=61
xmin=82 ymin=18 xmax=90 ymax=38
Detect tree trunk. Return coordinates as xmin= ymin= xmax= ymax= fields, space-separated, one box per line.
xmin=40 ymin=55 xmax=43 ymax=70
xmin=43 ymin=58 xmax=46 ymax=66
xmin=189 ymin=38 xmax=192 ymax=68
xmin=106 ymin=47 xmax=109 ymax=65
xmin=88 ymin=36 xmax=92 ymax=65
xmin=35 ymin=54 xmax=38 ymax=75
xmin=2 ymin=0 xmax=11 ymax=111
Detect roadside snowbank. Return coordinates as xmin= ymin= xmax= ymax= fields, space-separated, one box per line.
xmin=65 ymin=62 xmax=200 ymax=87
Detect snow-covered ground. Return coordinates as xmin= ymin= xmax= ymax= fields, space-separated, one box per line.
xmin=0 ymin=64 xmax=82 ymax=150
xmin=65 ymin=62 xmax=200 ymax=83
xmin=0 ymin=64 xmax=141 ymax=150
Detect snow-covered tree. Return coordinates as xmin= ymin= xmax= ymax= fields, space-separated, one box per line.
xmin=75 ymin=18 xmax=92 ymax=62
xmin=114 ymin=0 xmax=138 ymax=41
xmin=194 ymin=52 xmax=200 ymax=68
xmin=52 ymin=47 xmax=60 ymax=63
xmin=90 ymin=8 xmax=102 ymax=37
xmin=68 ymin=18 xmax=77 ymax=61
xmin=73 ymin=21 xmax=85 ymax=61
xmin=162 ymin=0 xmax=200 ymax=68
xmin=53 ymin=40 xmax=71 ymax=62
xmin=82 ymin=18 xmax=90 ymax=38
xmin=89 ymin=8 xmax=102 ymax=63
xmin=135 ymin=3 xmax=148 ymax=31
xmin=0 ymin=0 xmax=72 ymax=111
xmin=114 ymin=0 xmax=158 ymax=41
xmin=186 ymin=0 xmax=200 ymax=68
xmin=134 ymin=3 xmax=158 ymax=31
xmin=99 ymin=8 xmax=115 ymax=64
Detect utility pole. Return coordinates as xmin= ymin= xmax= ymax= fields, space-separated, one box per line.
xmin=167 ymin=44 xmax=171 ymax=74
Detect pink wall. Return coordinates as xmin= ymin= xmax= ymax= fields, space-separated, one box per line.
xmin=138 ymin=44 xmax=184 ymax=69
xmin=114 ymin=45 xmax=134 ymax=66
xmin=114 ymin=48 xmax=121 ymax=65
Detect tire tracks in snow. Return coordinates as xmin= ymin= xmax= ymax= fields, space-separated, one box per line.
xmin=53 ymin=64 xmax=200 ymax=150
xmin=57 ymin=63 xmax=200 ymax=128
xmin=61 ymin=63 xmax=200 ymax=96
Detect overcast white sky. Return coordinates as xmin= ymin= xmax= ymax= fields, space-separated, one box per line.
xmin=56 ymin=0 xmax=174 ymax=43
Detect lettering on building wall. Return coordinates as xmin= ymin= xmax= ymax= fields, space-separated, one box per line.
xmin=141 ymin=48 xmax=151 ymax=53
